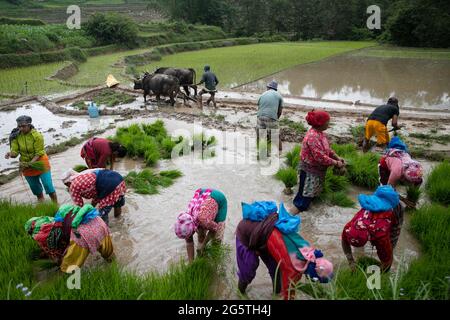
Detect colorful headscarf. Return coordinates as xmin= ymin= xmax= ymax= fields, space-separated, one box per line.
xmin=174 ymin=188 xmax=213 ymax=239
xmin=306 ymin=110 xmax=330 ymax=128
xmin=358 ymin=185 xmax=399 ymax=212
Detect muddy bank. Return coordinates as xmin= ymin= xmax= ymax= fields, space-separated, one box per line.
xmin=0 ymin=116 xmax=423 ymax=300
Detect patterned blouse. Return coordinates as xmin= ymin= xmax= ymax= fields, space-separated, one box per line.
xmin=301 ymin=128 xmax=339 ymax=175
xmin=69 ymin=172 xmax=126 ymax=209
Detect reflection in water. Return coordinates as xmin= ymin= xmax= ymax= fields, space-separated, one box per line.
xmin=240 ymin=55 xmax=450 ymax=109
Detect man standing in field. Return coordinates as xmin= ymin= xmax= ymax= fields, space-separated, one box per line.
xmin=363 ymin=97 xmax=401 ymax=152
xmin=197 ymin=65 xmax=219 ymax=108
xmin=256 ymin=80 xmax=284 ymax=152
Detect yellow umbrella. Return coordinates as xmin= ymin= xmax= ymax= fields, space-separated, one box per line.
xmin=106 ymin=74 xmax=119 ymax=88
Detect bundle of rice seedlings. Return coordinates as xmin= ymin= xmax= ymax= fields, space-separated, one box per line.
xmin=27 ymin=161 xmax=46 ymax=171
xmin=406 ymin=185 xmax=421 ymax=203
xmin=285 ymin=145 xmax=301 ymax=170
xmin=159 ymin=170 xmax=183 ymax=179
xmin=346 ymin=152 xmax=380 ymax=189
xmin=125 ymin=169 xmax=183 ymax=195
xmin=73 ymin=164 xmax=88 ymax=173
xmin=328 ymin=191 xmax=355 ymax=208
xmin=275 ymin=167 xmax=298 ymax=195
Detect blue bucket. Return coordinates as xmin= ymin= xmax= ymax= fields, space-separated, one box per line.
xmin=88 ymin=102 xmax=99 ymax=118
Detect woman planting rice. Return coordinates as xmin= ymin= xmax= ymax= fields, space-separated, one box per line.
xmin=174 ymin=188 xmax=227 ymax=262
xmin=25 ymin=204 xmax=114 ymax=273
xmin=80 ymin=137 xmax=127 ymax=170
xmin=4 ymin=116 xmax=57 ymax=203
xmin=61 ymin=169 xmax=126 ymax=225
xmin=341 ymin=185 xmax=404 ymax=272
xmin=291 ymin=110 xmax=346 ymax=214
xmin=378 ymin=136 xmax=423 ymax=188
xmin=236 ymin=201 xmax=334 ymax=300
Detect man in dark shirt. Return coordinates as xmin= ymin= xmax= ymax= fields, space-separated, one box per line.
xmin=197 ymin=65 xmax=219 ymax=107
xmin=363 ymin=97 xmax=401 ymax=152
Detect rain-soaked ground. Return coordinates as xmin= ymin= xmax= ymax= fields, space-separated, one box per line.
xmin=239 ymin=55 xmax=450 ymax=109
xmin=0 ymin=112 xmax=428 ymax=300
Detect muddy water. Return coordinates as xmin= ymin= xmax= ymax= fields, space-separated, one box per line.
xmin=0 ymin=116 xmax=421 ymax=300
xmin=239 ymin=55 xmax=450 ymax=109
xmin=0 ymin=104 xmax=116 ymax=173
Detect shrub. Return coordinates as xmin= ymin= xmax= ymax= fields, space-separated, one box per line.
xmin=85 ymin=13 xmax=139 ymax=48
xmin=425 ymin=161 xmax=450 ymax=205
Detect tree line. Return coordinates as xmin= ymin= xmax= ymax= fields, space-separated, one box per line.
xmin=156 ymin=0 xmax=450 ymax=48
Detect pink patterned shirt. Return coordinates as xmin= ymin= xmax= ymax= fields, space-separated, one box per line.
xmin=301 ymin=128 xmax=338 ymax=175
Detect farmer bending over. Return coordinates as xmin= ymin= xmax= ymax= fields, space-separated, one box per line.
xmin=62 ymin=169 xmax=126 ymax=225
xmin=237 ymin=201 xmax=334 ymax=300
xmin=341 ymin=185 xmax=404 ymax=272
xmin=80 ymin=137 xmax=127 ymax=170
xmin=363 ymin=97 xmax=401 ymax=152
xmin=174 ymin=188 xmax=227 ymax=262
xmin=25 ymin=204 xmax=114 ymax=273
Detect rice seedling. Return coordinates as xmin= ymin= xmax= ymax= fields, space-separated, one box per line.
xmin=425 ymin=161 xmax=450 ymax=205
xmin=0 ymin=200 xmax=225 ymax=300
xmin=406 ymin=185 xmax=421 ymax=203
xmin=92 ymin=89 xmax=136 ymax=107
xmin=345 ymin=152 xmax=380 ymax=189
xmin=349 ymin=125 xmax=366 ymax=145
xmin=26 ymin=161 xmax=46 ymax=172
xmin=327 ymin=191 xmax=355 ymax=208
xmin=275 ymin=167 xmax=298 ymax=195
xmin=125 ymin=169 xmax=182 ymax=195
xmin=284 ymin=145 xmax=301 ymax=169
xmin=71 ymin=101 xmax=87 ymax=110
xmin=159 ymin=170 xmax=183 ymax=179
xmin=73 ymin=164 xmax=88 ymax=173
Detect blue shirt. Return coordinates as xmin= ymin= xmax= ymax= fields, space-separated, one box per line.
xmin=257 ymin=90 xmax=283 ymax=120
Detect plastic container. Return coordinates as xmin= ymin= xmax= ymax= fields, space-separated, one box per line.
xmin=88 ymin=102 xmax=99 ymax=118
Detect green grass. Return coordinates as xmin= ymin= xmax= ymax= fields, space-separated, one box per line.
xmin=0 ymin=200 xmax=58 ymax=300
xmin=92 ymin=88 xmax=136 ymax=107
xmin=425 ymin=161 xmax=450 ymax=205
xmin=125 ymin=169 xmax=183 ymax=195
xmin=354 ymin=46 xmax=450 ymax=60
xmin=0 ymin=61 xmax=76 ymax=96
xmin=0 ymin=200 xmax=225 ymax=300
xmin=138 ymin=41 xmax=375 ymax=88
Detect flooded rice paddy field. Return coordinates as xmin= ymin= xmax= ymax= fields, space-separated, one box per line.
xmin=239 ymin=55 xmax=450 ymax=109
xmin=0 ymin=104 xmax=434 ymax=299
xmin=1 ymin=50 xmax=449 ymax=299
